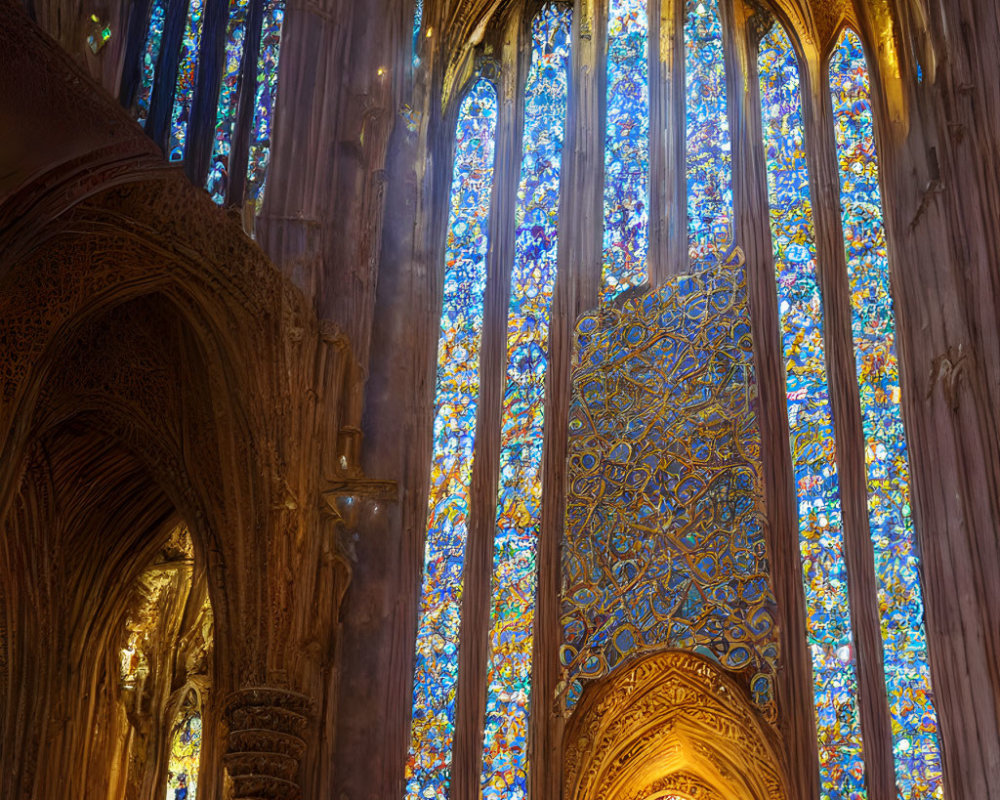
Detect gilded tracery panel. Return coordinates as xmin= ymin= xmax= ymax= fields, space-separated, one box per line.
xmin=560 ymin=246 xmax=779 ymax=719
xmin=562 ymin=651 xmax=787 ymax=800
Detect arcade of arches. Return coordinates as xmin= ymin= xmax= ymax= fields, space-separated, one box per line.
xmin=1 ymin=0 xmax=999 ymax=799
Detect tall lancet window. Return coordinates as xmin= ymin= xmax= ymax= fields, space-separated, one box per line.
xmin=830 ymin=29 xmax=943 ymax=799
xmin=481 ymin=8 xmax=572 ymax=799
xmin=413 ymin=0 xmax=425 ymax=65
xmin=126 ymin=0 xmax=286 ymax=208
xmin=408 ymin=6 xmax=573 ymax=798
xmin=136 ymin=0 xmax=167 ymax=125
xmin=406 ymin=78 xmax=498 ymax=800
xmin=685 ymin=0 xmax=732 ymax=259
xmin=165 ymin=700 xmax=202 ymax=799
xmin=602 ymin=0 xmax=650 ymax=300
xmin=206 ymin=0 xmax=249 ymax=202
xmin=167 ymin=0 xmax=205 ymax=160
xmin=246 ymin=0 xmax=286 ymax=209
xmin=758 ymin=24 xmax=866 ymax=797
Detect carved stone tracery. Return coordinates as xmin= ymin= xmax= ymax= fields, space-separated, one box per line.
xmin=563 ymin=651 xmax=788 ymax=800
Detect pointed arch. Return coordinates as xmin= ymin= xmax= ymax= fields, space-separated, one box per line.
xmin=480 ymin=5 xmax=573 ymax=798
xmin=827 ymin=26 xmax=943 ymax=799
xmin=757 ymin=19 xmax=867 ymax=797
xmin=562 ymin=651 xmax=787 ymax=800
xmin=405 ymin=75 xmax=499 ymax=800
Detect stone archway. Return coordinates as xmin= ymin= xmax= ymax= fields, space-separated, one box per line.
xmin=0 ymin=21 xmax=359 ymax=792
xmin=563 ymin=651 xmax=789 ymax=800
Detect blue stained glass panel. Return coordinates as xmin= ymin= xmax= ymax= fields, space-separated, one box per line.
xmin=167 ymin=0 xmax=205 ymax=161
xmin=405 ymin=78 xmax=498 ymax=800
xmin=137 ymin=0 xmax=168 ymax=126
xmin=830 ymin=29 xmax=943 ymax=800
xmin=246 ymin=0 xmax=286 ymax=212
xmin=758 ymin=25 xmax=867 ymax=798
xmin=413 ymin=0 xmax=424 ymax=66
xmin=206 ymin=0 xmax=250 ymax=203
xmin=685 ymin=0 xmax=732 ymax=260
xmin=602 ymin=0 xmax=649 ymax=301
xmin=480 ymin=7 xmax=572 ymax=799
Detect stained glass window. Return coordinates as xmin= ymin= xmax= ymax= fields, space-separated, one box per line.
xmin=405 ymin=9 xmax=944 ymax=800
xmin=480 ymin=7 xmax=571 ymax=799
xmin=602 ymin=0 xmax=649 ymax=300
xmin=413 ymin=0 xmax=424 ymax=66
xmin=165 ymin=707 xmax=202 ymax=800
xmin=167 ymin=0 xmax=205 ymax=161
xmin=136 ymin=0 xmax=167 ymax=126
xmin=830 ymin=29 xmax=943 ymax=800
xmin=405 ymin=77 xmax=498 ymax=800
xmin=685 ymin=0 xmax=732 ymax=260
xmin=758 ymin=24 xmax=866 ymax=798
xmin=130 ymin=0 xmax=285 ymax=207
xmin=246 ymin=0 xmax=285 ymax=211
xmin=206 ymin=0 xmax=250 ymax=203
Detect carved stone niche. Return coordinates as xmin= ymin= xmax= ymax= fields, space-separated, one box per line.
xmin=222 ymin=687 xmax=313 ymax=799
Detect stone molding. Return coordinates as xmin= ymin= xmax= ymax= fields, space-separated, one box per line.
xmin=223 ymin=687 xmax=313 ymax=800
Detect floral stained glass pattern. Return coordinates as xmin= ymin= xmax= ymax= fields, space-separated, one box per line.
xmin=561 ymin=247 xmax=779 ymax=719
xmin=137 ymin=0 xmax=168 ymax=126
xmin=758 ymin=25 xmax=866 ymax=798
xmin=480 ymin=7 xmax=571 ymax=799
xmin=206 ymin=0 xmax=250 ymax=203
xmin=165 ymin=710 xmax=202 ymax=800
xmin=167 ymin=0 xmax=206 ymax=161
xmin=246 ymin=0 xmax=286 ymax=212
xmin=830 ymin=29 xmax=943 ymax=800
xmin=602 ymin=0 xmax=650 ymax=301
xmin=405 ymin=79 xmax=498 ymax=800
xmin=685 ymin=0 xmax=732 ymax=260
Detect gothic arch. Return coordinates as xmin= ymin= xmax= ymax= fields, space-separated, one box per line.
xmin=563 ymin=651 xmax=789 ymax=800
xmin=0 ymin=21 xmax=359 ymax=795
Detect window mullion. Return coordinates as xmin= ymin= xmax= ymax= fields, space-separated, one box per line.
xmin=527 ymin=1 xmax=600 ymax=794
xmin=120 ymin=0 xmax=155 ymax=111
xmin=732 ymin=9 xmax=820 ymax=796
xmin=525 ymin=0 xmax=609 ymax=784
xmin=663 ymin=0 xmax=687 ymax=276
xmin=647 ymin=0 xmax=671 ymax=284
xmin=450 ymin=46 xmax=526 ymax=800
xmin=807 ymin=37 xmax=897 ymax=800
xmin=147 ymin=0 xmax=190 ymax=151
xmin=183 ymin=0 xmax=230 ymax=184
xmin=568 ymin=0 xmax=608 ymax=312
xmin=226 ymin=0 xmax=263 ymax=208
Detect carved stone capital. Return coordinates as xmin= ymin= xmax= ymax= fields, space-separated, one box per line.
xmin=222 ymin=687 xmax=312 ymax=800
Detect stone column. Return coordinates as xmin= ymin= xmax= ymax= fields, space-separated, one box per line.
xmin=222 ymin=687 xmax=313 ymax=799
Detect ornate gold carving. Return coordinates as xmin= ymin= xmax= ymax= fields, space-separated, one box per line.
xmin=561 ymin=246 xmax=780 ymax=721
xmin=563 ymin=651 xmax=788 ymax=800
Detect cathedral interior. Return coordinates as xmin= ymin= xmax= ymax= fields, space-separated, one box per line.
xmin=1 ymin=0 xmax=999 ymax=798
